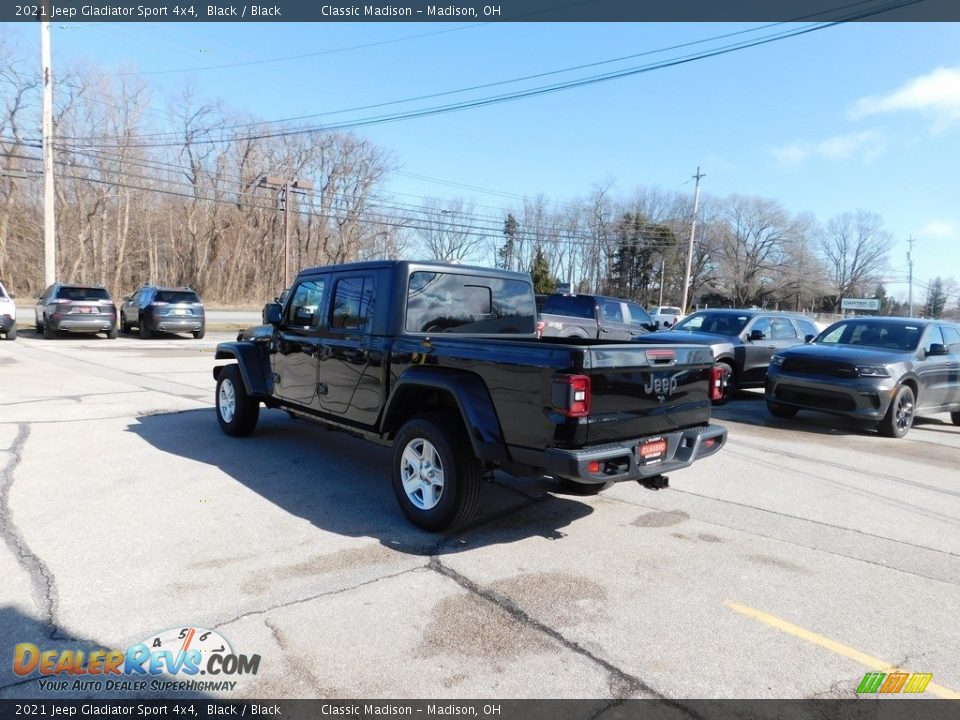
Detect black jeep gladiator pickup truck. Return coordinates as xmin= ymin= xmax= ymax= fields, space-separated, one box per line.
xmin=213 ymin=261 xmax=727 ymax=531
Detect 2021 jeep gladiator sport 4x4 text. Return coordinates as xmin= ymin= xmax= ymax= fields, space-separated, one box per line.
xmin=213 ymin=261 xmax=727 ymax=531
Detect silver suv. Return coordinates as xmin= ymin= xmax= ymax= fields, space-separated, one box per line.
xmin=35 ymin=283 xmax=118 ymax=339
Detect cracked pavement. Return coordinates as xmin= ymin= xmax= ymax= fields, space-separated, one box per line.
xmin=1 ymin=330 xmax=959 ymax=700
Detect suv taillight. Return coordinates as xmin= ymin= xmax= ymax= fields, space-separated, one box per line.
xmin=709 ymin=365 xmax=724 ymax=401
xmin=553 ymin=374 xmax=590 ymax=417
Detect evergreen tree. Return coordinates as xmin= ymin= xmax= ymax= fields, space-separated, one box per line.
xmin=530 ymin=246 xmax=557 ymax=294
xmin=499 ymin=213 xmax=519 ymax=270
xmin=925 ymin=277 xmax=947 ymax=318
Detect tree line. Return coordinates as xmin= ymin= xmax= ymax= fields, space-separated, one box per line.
xmin=1 ymin=36 xmax=955 ymax=317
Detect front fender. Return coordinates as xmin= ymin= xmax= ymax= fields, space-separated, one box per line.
xmin=213 ymin=342 xmax=272 ymax=397
xmin=381 ymin=367 xmax=507 ymax=465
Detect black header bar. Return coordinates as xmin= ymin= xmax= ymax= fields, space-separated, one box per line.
xmin=6 ymin=0 xmax=960 ymax=22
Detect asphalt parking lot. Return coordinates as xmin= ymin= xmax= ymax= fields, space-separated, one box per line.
xmin=1 ymin=330 xmax=959 ymax=700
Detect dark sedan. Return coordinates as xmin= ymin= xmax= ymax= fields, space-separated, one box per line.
xmin=765 ymin=317 xmax=960 ymax=438
xmin=633 ymin=308 xmax=820 ymax=403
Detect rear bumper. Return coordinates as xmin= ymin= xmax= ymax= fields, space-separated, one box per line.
xmin=544 ymin=424 xmax=727 ymax=485
xmin=50 ymin=317 xmax=115 ymax=333
xmin=147 ymin=316 xmax=204 ymax=333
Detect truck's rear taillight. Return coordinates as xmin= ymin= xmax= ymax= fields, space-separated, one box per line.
xmin=709 ymin=365 xmax=724 ymax=401
xmin=553 ymin=374 xmax=591 ymax=417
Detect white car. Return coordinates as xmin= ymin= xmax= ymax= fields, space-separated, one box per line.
xmin=0 ymin=281 xmax=16 ymax=340
xmin=647 ymin=305 xmax=684 ymax=329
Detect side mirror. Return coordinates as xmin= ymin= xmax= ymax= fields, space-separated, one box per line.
xmin=265 ymin=303 xmax=282 ymax=325
xmin=749 ymin=329 xmax=766 ymax=341
xmin=926 ymin=343 xmax=949 ymax=357
xmin=804 ymin=334 xmax=815 ymax=344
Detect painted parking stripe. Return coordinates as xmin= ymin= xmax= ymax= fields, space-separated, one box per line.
xmin=725 ymin=600 xmax=959 ymax=699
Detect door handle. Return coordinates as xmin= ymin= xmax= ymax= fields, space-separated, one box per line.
xmin=600 ymin=327 xmax=612 ymax=333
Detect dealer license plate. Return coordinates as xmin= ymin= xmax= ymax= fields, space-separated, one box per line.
xmin=637 ymin=438 xmax=667 ymax=464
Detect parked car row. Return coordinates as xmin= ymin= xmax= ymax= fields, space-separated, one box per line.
xmin=29 ymin=282 xmax=206 ymax=340
xmin=541 ymin=294 xmax=960 ymax=438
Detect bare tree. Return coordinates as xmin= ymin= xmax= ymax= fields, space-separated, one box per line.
xmin=818 ymin=210 xmax=895 ymax=312
xmin=413 ymin=198 xmax=485 ymax=262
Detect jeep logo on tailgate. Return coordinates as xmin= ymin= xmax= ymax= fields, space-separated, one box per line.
xmin=644 ymin=373 xmax=679 ymax=399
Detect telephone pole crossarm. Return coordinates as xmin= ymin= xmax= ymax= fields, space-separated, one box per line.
xmin=258 ymin=175 xmax=314 ymax=288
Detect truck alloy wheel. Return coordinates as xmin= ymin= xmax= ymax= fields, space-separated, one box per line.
xmin=216 ymin=364 xmax=260 ymax=437
xmin=399 ymin=438 xmax=446 ymax=511
xmin=391 ymin=414 xmax=480 ymax=532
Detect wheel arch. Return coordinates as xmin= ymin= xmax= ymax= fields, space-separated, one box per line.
xmin=213 ymin=342 xmax=272 ymax=397
xmin=381 ymin=368 xmax=508 ymax=465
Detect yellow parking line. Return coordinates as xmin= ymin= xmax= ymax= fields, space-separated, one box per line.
xmin=725 ymin=600 xmax=960 ymax=699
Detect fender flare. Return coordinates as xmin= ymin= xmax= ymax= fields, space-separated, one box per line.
xmin=213 ymin=342 xmax=272 ymax=397
xmin=381 ymin=367 xmax=508 ymax=465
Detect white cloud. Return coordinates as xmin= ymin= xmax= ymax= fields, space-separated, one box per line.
xmin=771 ymin=130 xmax=885 ymax=165
xmin=919 ymin=220 xmax=958 ymax=239
xmin=851 ymin=67 xmax=960 ymax=127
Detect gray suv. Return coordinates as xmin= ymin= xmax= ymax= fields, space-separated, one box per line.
xmin=120 ymin=285 xmax=205 ymax=339
xmin=35 ymin=283 xmax=118 ymax=339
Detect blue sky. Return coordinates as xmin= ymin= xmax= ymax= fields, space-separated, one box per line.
xmin=6 ymin=20 xmax=960 ymax=303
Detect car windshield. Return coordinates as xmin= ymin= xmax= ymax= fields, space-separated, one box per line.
xmin=673 ymin=312 xmax=749 ymax=336
xmin=815 ymin=320 xmax=922 ymax=351
xmin=154 ymin=290 xmax=201 ymax=303
xmin=55 ymin=286 xmax=111 ymax=301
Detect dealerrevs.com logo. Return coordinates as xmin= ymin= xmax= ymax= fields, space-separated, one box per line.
xmin=13 ymin=626 xmax=260 ymax=693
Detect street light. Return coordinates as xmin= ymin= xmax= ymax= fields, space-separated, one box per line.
xmin=258 ymin=175 xmax=314 ymax=288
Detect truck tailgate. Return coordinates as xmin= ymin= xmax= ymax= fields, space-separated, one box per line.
xmin=580 ymin=344 xmax=715 ymax=446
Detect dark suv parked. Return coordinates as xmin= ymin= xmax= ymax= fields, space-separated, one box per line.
xmin=120 ymin=286 xmax=206 ymax=339
xmin=35 ymin=283 xmax=118 ymax=339
xmin=633 ymin=308 xmax=821 ymax=403
xmin=766 ymin=317 xmax=960 ymax=438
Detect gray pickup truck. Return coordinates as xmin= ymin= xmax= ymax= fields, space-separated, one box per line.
xmin=539 ymin=292 xmax=656 ymax=340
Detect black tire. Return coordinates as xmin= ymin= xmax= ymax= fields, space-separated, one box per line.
xmin=120 ymin=313 xmax=130 ymax=334
xmin=712 ymin=361 xmax=736 ymax=405
xmin=215 ymin=364 xmax=260 ymax=437
xmin=139 ymin=319 xmax=152 ymax=339
xmin=193 ymin=326 xmax=206 ymax=340
xmin=554 ymin=478 xmax=613 ymax=496
xmin=766 ymin=400 xmax=798 ymax=419
xmin=35 ymin=319 xmax=44 ymax=334
xmin=5 ymin=325 xmax=15 ymax=341
xmin=43 ymin=320 xmax=55 ymax=339
xmin=952 ymin=411 xmax=960 ymax=426
xmin=879 ymin=385 xmax=915 ymax=439
xmin=106 ymin=325 xmax=119 ymax=340
xmin=392 ymin=414 xmax=481 ymax=532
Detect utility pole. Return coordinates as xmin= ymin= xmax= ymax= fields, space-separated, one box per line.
xmin=259 ymin=175 xmax=314 ymax=288
xmin=907 ymin=236 xmax=917 ymax=318
xmin=680 ymin=167 xmax=704 ymax=313
xmin=658 ymin=258 xmax=665 ymax=306
xmin=41 ymin=12 xmax=56 ymax=287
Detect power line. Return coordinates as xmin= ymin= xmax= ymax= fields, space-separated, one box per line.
xmin=56 ymin=0 xmax=922 ymax=149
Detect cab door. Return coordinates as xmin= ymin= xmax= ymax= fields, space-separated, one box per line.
xmin=918 ymin=326 xmax=951 ymax=408
xmin=940 ymin=325 xmax=960 ymax=406
xmin=597 ymin=299 xmax=635 ymax=340
xmin=741 ymin=315 xmax=776 ymax=383
xmin=318 ymin=274 xmax=382 ymax=427
xmin=272 ymin=276 xmax=328 ymax=408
